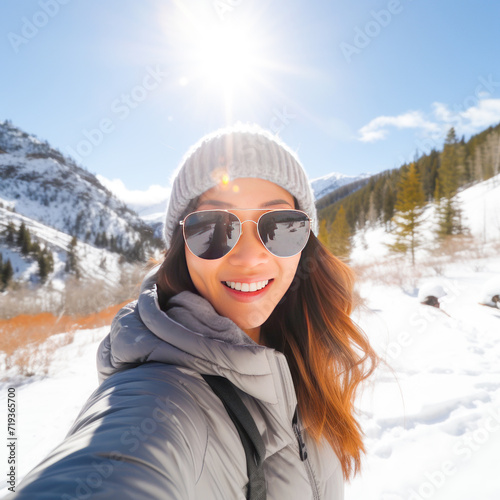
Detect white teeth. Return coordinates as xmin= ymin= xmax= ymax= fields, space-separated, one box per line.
xmin=224 ymin=280 xmax=270 ymax=292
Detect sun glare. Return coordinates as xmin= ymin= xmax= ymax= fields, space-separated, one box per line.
xmin=165 ymin=4 xmax=275 ymax=121
xmin=195 ymin=24 xmax=259 ymax=89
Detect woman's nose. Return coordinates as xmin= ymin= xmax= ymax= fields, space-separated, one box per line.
xmin=226 ymin=220 xmax=269 ymax=266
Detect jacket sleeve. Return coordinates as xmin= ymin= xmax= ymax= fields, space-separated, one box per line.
xmin=9 ymin=363 xmax=208 ymax=500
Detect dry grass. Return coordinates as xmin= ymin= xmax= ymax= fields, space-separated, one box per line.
xmin=352 ymin=256 xmax=425 ymax=292
xmin=0 ymin=263 xmax=147 ymax=319
xmin=0 ymin=263 xmax=154 ymax=378
xmin=352 ymin=235 xmax=500 ymax=290
xmin=0 ymin=301 xmax=129 ymax=377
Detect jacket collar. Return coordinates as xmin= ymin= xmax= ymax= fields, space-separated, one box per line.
xmin=98 ymin=266 xmax=297 ymax=411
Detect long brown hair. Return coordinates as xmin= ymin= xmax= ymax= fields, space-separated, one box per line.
xmin=156 ymin=205 xmax=378 ymax=480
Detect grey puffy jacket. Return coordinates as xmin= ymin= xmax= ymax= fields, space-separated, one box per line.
xmin=11 ymin=269 xmax=344 ymax=499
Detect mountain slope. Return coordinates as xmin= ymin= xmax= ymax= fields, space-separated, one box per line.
xmin=0 ymin=120 xmax=162 ymax=261
xmin=311 ymin=171 xmax=371 ymax=200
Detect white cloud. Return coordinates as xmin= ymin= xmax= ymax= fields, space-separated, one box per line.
xmin=358 ymin=98 xmax=500 ymax=143
xmin=358 ymin=111 xmax=440 ymax=142
xmin=461 ymin=98 xmax=500 ymax=130
xmin=97 ymin=175 xmax=170 ymax=208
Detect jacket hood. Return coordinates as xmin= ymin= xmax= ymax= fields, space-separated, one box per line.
xmin=97 ymin=266 xmax=286 ymax=404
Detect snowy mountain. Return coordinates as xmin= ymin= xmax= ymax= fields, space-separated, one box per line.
xmin=310 ymin=171 xmax=371 ymax=200
xmin=0 ymin=120 xmax=163 ymax=286
xmin=95 ymin=175 xmax=169 ymax=237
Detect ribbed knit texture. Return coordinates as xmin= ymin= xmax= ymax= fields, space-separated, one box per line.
xmin=164 ymin=124 xmax=317 ymax=247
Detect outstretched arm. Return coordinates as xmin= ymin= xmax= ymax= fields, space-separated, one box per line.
xmin=9 ymin=363 xmax=207 ymax=500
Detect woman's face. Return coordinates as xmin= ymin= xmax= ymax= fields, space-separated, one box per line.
xmin=184 ymin=177 xmax=302 ymax=344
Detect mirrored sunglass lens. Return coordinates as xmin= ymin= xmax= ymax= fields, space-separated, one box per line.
xmin=259 ymin=211 xmax=310 ymax=257
xmin=184 ymin=212 xmax=240 ymax=259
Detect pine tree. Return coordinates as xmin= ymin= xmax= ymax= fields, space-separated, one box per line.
xmin=38 ymin=253 xmax=49 ymax=283
xmin=17 ymin=223 xmax=32 ymax=255
xmin=6 ymin=222 xmax=15 ymax=243
xmin=435 ymin=128 xmax=463 ymax=238
xmin=382 ymin=187 xmax=395 ymax=229
xmin=65 ymin=236 xmax=80 ymax=278
xmin=38 ymin=248 xmax=54 ymax=283
xmin=389 ymin=163 xmax=426 ymax=265
xmin=318 ymin=219 xmax=330 ymax=248
xmin=329 ymin=205 xmax=351 ymax=259
xmin=1 ymin=259 xmax=13 ymax=290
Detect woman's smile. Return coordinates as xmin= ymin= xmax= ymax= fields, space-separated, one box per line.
xmin=223 ymin=279 xmax=271 ymax=292
xmin=221 ymin=278 xmax=273 ymax=301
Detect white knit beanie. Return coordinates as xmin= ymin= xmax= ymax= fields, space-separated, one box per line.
xmin=163 ymin=124 xmax=317 ymax=247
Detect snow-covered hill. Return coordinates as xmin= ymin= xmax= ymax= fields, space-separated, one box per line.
xmin=350 ymin=173 xmax=500 ymax=267
xmin=0 ymin=207 xmax=124 ymax=286
xmin=311 ymin=171 xmax=371 ymax=200
xmin=0 ymin=120 xmax=163 ymax=287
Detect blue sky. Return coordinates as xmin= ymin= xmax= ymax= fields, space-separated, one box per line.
xmin=2 ymin=0 xmax=500 ymax=205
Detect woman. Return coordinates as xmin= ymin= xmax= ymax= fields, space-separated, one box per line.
xmin=12 ymin=124 xmax=377 ymax=499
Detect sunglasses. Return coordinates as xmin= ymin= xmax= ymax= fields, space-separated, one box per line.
xmin=180 ymin=209 xmax=312 ymax=260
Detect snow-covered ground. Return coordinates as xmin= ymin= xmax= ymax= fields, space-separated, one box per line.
xmin=347 ymin=259 xmax=500 ymax=499
xmin=0 ymin=328 xmax=108 ymax=497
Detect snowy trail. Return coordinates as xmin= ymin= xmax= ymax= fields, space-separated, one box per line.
xmin=347 ymin=261 xmax=500 ymax=499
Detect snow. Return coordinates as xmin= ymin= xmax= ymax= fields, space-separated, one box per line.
xmin=1 ymin=175 xmax=500 ymax=498
xmin=417 ymin=282 xmax=448 ymax=302
xmin=0 ymin=121 xmax=162 ymax=279
xmin=0 ymin=206 xmax=125 ymax=286
xmin=347 ymin=260 xmax=500 ymax=499
xmin=0 ymin=328 xmax=107 ymax=497
xmin=479 ymin=276 xmax=500 ymax=307
xmin=459 ymin=175 xmax=500 ymax=242
xmin=311 ymin=171 xmax=370 ymax=200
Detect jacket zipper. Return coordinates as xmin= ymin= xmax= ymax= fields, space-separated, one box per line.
xmin=292 ymin=407 xmax=321 ymax=500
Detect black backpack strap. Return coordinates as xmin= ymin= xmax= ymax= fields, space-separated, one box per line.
xmin=202 ymin=375 xmax=267 ymax=500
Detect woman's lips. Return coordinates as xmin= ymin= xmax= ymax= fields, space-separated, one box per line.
xmin=221 ymin=279 xmax=274 ymax=301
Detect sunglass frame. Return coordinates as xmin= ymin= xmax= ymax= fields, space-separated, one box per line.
xmin=179 ymin=208 xmax=313 ymax=259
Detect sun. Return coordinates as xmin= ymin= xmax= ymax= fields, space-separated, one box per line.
xmin=164 ymin=4 xmax=274 ymax=119
xmin=187 ymin=20 xmax=266 ymax=102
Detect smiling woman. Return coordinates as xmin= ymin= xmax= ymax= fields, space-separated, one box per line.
xmin=12 ymin=124 xmax=378 ymax=500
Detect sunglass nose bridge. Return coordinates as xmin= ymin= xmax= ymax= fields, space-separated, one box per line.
xmin=238 ymin=218 xmax=259 ymax=226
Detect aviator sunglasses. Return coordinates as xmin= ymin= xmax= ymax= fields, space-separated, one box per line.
xmin=180 ymin=209 xmax=312 ymax=260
